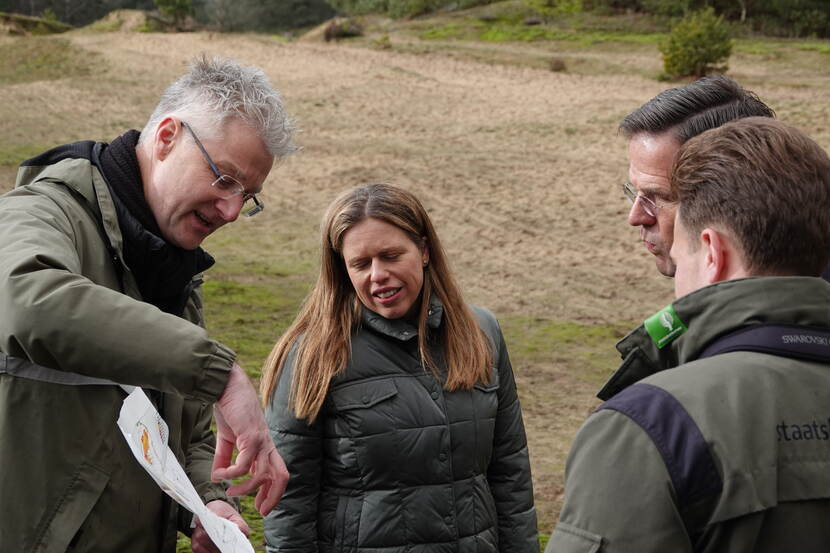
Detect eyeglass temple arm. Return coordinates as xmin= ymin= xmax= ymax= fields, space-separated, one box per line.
xmin=181 ymin=121 xmax=222 ymax=178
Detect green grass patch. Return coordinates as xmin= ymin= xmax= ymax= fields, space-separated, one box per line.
xmin=419 ymin=18 xmax=664 ymax=45
xmin=502 ymin=316 xmax=630 ymax=385
xmin=579 ymin=30 xmax=664 ymax=45
xmin=734 ymin=39 xmax=778 ymax=55
xmin=0 ymin=144 xmax=51 ymax=167
xmin=796 ymin=42 xmax=830 ymax=54
xmin=0 ymin=37 xmax=96 ymax=85
xmin=480 ymin=24 xmax=567 ymax=41
xmin=202 ymin=276 xmax=310 ymax=379
xmin=420 ymin=22 xmax=477 ymax=40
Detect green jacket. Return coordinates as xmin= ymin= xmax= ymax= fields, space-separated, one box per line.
xmin=264 ymin=302 xmax=538 ymax=553
xmin=0 ymin=147 xmax=235 ymax=552
xmin=547 ymin=277 xmax=830 ymax=553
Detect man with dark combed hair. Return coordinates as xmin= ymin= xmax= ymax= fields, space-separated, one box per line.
xmin=619 ymin=74 xmax=774 ymax=277
xmin=548 ymin=117 xmax=830 ymax=553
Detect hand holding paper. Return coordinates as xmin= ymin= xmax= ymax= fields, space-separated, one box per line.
xmin=117 ymin=387 xmax=255 ymax=553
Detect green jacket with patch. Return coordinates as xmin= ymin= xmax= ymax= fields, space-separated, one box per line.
xmin=0 ymin=145 xmax=235 ymax=552
xmin=547 ymin=277 xmax=830 ymax=553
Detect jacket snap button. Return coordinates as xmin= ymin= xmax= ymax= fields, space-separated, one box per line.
xmin=431 ymin=391 xmax=439 ymax=400
xmin=444 ymin=516 xmax=453 ymax=525
xmin=362 ymin=395 xmax=370 ymax=404
xmin=439 ymin=453 xmax=447 ymax=461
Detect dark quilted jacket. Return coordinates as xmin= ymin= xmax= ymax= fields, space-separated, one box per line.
xmin=264 ymin=300 xmax=538 ymax=553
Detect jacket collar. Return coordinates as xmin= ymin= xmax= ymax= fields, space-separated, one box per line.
xmin=16 ymin=140 xmax=214 ymax=311
xmin=360 ymin=295 xmax=444 ymax=341
xmin=598 ymin=276 xmax=830 ymax=400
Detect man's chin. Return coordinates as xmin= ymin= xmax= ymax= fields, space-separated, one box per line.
xmin=655 ymin=258 xmax=677 ymax=278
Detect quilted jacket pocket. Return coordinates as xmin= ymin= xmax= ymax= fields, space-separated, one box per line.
xmin=331 ymin=378 xmax=398 ymax=411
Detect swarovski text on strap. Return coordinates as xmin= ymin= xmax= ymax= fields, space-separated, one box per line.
xmin=699 ymin=324 xmax=830 ymax=364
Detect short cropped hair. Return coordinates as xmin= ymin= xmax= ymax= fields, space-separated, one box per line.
xmin=139 ymin=55 xmax=296 ymax=158
xmin=620 ymin=75 xmax=775 ymax=143
xmin=672 ymin=117 xmax=830 ymax=276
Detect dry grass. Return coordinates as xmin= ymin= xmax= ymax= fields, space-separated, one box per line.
xmin=1 ymin=23 xmax=828 ymax=549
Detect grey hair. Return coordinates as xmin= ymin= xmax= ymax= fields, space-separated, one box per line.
xmin=139 ymin=55 xmax=297 ymax=158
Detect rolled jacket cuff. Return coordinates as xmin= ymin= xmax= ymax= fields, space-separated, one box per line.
xmin=201 ymin=485 xmax=231 ymax=507
xmin=191 ymin=342 xmax=236 ymax=403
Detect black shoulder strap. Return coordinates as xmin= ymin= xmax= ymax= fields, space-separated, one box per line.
xmin=699 ymin=324 xmax=830 ymax=364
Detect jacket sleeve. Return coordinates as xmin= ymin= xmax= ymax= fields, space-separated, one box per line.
xmin=480 ymin=310 xmax=539 ymax=553
xmin=264 ymin=345 xmax=324 ymax=553
xmin=545 ymin=410 xmax=694 ymax=553
xmin=0 ymin=184 xmax=233 ymax=402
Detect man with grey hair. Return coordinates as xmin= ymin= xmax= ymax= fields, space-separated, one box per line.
xmin=0 ymin=56 xmax=295 ymax=551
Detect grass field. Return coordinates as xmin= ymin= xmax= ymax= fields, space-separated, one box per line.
xmin=1 ymin=7 xmax=829 ymax=550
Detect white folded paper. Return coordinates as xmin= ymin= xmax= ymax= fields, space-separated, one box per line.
xmin=117 ymin=387 xmax=255 ymax=553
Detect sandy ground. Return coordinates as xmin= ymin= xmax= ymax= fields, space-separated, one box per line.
xmin=2 ymin=29 xmax=829 ymax=535
xmin=6 ymin=31 xmax=829 ymax=322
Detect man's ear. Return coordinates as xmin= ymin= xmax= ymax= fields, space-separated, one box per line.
xmin=153 ymin=117 xmax=179 ymax=161
xmin=700 ymin=228 xmax=730 ymax=285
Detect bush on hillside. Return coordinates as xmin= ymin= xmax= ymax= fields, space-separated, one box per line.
xmin=154 ymin=0 xmax=191 ymax=26
xmin=323 ymin=16 xmax=363 ymax=39
xmin=660 ymin=7 xmax=731 ymax=79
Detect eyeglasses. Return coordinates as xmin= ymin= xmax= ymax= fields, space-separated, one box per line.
xmin=622 ymin=181 xmax=661 ymax=218
xmin=181 ymin=121 xmax=264 ymax=217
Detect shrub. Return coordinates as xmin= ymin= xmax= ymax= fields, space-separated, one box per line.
xmin=659 ymin=7 xmax=731 ymax=78
xmin=372 ymin=33 xmax=392 ymax=49
xmin=155 ymin=0 xmax=192 ymax=26
xmin=323 ymin=17 xmax=363 ymax=41
xmin=549 ymin=57 xmax=567 ymax=71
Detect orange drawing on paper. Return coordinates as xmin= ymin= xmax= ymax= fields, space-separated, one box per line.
xmin=141 ymin=427 xmax=153 ymax=464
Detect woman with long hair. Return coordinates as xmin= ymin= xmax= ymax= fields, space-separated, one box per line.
xmin=261 ymin=183 xmax=537 ymax=553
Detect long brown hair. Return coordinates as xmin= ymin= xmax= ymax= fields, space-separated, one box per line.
xmin=260 ymin=184 xmax=493 ymax=422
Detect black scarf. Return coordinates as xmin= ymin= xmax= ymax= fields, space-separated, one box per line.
xmin=98 ymin=130 xmax=214 ymax=316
